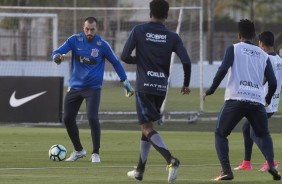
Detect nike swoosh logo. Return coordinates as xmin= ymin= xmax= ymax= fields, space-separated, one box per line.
xmin=9 ymin=91 xmax=47 ymax=107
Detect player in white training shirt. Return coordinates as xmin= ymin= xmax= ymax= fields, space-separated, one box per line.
xmin=234 ymin=31 xmax=282 ymax=172
xmin=203 ymin=19 xmax=280 ymax=181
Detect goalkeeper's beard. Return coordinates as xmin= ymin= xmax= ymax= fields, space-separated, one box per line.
xmin=86 ymin=35 xmax=94 ymax=42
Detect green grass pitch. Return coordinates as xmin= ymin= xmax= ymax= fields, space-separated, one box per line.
xmin=0 ymin=126 xmax=281 ymax=184
xmin=1 ymin=86 xmax=282 ymax=183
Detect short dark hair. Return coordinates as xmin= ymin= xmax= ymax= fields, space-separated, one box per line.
xmin=258 ymin=31 xmax=274 ymax=47
xmin=84 ymin=17 xmax=98 ymax=24
xmin=150 ymin=0 xmax=169 ymax=19
xmin=238 ymin=19 xmax=255 ymax=40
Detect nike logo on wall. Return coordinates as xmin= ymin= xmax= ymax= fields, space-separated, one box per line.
xmin=9 ymin=91 xmax=47 ymax=107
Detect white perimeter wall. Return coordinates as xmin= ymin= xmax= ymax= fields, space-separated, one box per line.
xmin=0 ymin=61 xmax=227 ymax=88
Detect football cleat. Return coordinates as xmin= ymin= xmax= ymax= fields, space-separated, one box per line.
xmin=259 ymin=160 xmax=278 ymax=172
xmin=234 ymin=160 xmax=252 ymax=170
xmin=212 ymin=171 xmax=234 ymax=181
xmin=167 ymin=157 xmax=180 ymax=183
xmin=127 ymin=168 xmax=143 ymax=181
xmin=65 ymin=149 xmax=86 ymax=161
xmin=90 ymin=153 xmax=101 ymax=163
xmin=268 ymin=168 xmax=281 ymax=180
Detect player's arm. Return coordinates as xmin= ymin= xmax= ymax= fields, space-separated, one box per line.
xmin=264 ymin=58 xmax=277 ymax=105
xmin=51 ymin=37 xmax=73 ymax=65
xmin=103 ymin=41 xmax=127 ymax=81
xmin=174 ymin=36 xmax=191 ymax=95
xmin=121 ymin=28 xmax=137 ymax=64
xmin=204 ymin=45 xmax=234 ymax=99
xmin=103 ymin=41 xmax=134 ymax=97
xmin=181 ymin=63 xmax=191 ymax=95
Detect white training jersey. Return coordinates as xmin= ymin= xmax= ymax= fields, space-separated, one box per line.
xmin=225 ymin=42 xmax=269 ymax=105
xmin=264 ymin=54 xmax=282 ymax=113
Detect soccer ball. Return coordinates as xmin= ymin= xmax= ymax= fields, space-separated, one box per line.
xmin=49 ymin=144 xmax=67 ymax=161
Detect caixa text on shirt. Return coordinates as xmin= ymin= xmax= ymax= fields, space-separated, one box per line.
xmin=239 ymin=80 xmax=259 ymax=91
xmin=75 ymin=55 xmax=97 ymax=65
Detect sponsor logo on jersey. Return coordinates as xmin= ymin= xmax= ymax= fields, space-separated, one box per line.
xmin=144 ymin=83 xmax=167 ymax=89
xmin=276 ymin=62 xmax=282 ymax=70
xmin=91 ymin=48 xmax=99 ymax=57
xmin=147 ymin=71 xmax=165 ymax=78
xmin=237 ymin=91 xmax=261 ymax=99
xmin=271 ymin=104 xmax=279 ymax=108
xmin=273 ymin=93 xmax=280 ymax=99
xmin=242 ymin=48 xmax=261 ymax=57
xmin=239 ymin=80 xmax=259 ymax=91
xmin=146 ymin=33 xmax=167 ymax=43
xmin=96 ymin=41 xmax=102 ymax=46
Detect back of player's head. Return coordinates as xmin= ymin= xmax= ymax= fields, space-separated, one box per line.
xmin=150 ymin=0 xmax=169 ymax=20
xmin=84 ymin=17 xmax=98 ymax=24
xmin=258 ymin=31 xmax=274 ymax=47
xmin=238 ymin=19 xmax=255 ymax=40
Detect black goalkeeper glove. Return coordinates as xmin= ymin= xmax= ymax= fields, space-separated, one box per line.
xmin=53 ymin=54 xmax=64 ymax=65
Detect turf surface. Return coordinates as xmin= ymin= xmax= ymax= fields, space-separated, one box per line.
xmin=0 ymin=126 xmax=281 ymax=184
xmin=1 ymin=87 xmax=282 ymax=183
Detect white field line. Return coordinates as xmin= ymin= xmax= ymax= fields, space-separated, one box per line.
xmin=0 ymin=162 xmax=275 ymax=171
xmin=0 ymin=164 xmax=219 ymax=171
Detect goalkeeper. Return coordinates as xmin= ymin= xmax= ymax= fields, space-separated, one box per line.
xmin=51 ymin=17 xmax=134 ymax=163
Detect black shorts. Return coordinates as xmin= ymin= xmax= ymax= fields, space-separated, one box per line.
xmin=135 ymin=92 xmax=165 ymax=124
